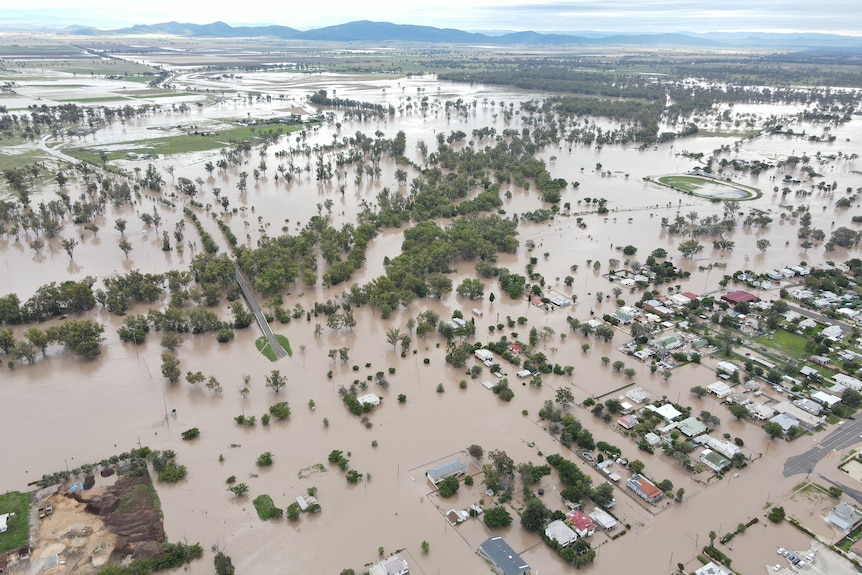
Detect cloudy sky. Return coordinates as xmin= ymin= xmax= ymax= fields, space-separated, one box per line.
xmin=4 ymin=0 xmax=862 ymax=35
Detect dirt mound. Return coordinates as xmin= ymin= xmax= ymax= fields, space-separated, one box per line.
xmin=73 ymin=474 xmax=165 ymax=562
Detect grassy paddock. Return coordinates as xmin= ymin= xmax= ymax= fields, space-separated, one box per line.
xmin=0 ymin=491 xmax=31 ymax=552
xmin=70 ymin=124 xmax=302 ymax=159
xmin=654 ymin=174 xmax=760 ymax=200
xmin=753 ymin=329 xmax=810 ymax=361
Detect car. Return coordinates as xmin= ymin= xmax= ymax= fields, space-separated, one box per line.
xmin=773 ymin=565 xmax=781 ymax=572
xmin=797 ymin=560 xmax=806 ymax=567
xmin=777 ymin=548 xmax=785 ymax=555
xmin=787 ymin=554 xmax=796 ymax=562
xmin=581 ymin=452 xmax=595 ymax=462
xmin=783 ymin=550 xmax=790 ymax=557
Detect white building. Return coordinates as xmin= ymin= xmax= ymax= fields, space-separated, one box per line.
xmin=715 ymin=361 xmax=738 ymax=375
xmin=475 ymin=349 xmax=495 ymax=366
xmin=369 ymin=555 xmax=410 ymax=575
xmin=545 ymin=519 xmax=578 ymax=547
xmin=707 ymin=381 xmax=733 ymax=399
xmin=357 ymin=393 xmax=381 ymax=406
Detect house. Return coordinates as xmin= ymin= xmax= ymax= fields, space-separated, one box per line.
xmin=450 ymin=317 xmax=467 ymax=329
xmin=446 ymin=509 xmax=469 ymax=525
xmin=545 ymin=519 xmax=577 ymax=547
xmin=827 ymin=502 xmax=862 ymax=533
xmin=834 ymin=374 xmax=862 ymax=391
xmin=633 ymin=349 xmax=654 ymax=361
xmin=617 ymin=415 xmax=639 ymax=430
xmin=369 ymin=555 xmax=410 ymax=575
xmin=475 ymin=349 xmax=495 ymax=366
xmin=715 ymin=361 xmax=739 ymax=375
xmin=678 ymin=417 xmax=707 ymax=437
xmin=747 ymin=403 xmax=776 ymax=421
xmin=426 ymin=459 xmax=466 ymax=485
xmin=643 ymin=300 xmax=672 ymax=317
xmin=626 ymin=388 xmax=651 ymax=404
xmin=721 ymin=291 xmax=759 ymax=305
xmin=695 ymin=436 xmax=741 ymax=459
xmin=357 ymin=394 xmax=381 ymax=407
xmin=516 ymin=369 xmax=532 ymax=378
xmin=811 ymin=391 xmax=841 ymax=407
xmin=549 ymin=295 xmax=572 ymax=307
xmin=700 ymin=449 xmax=731 ymax=473
xmin=644 ymin=432 xmax=662 ymax=446
xmin=589 ymin=507 xmax=618 ymax=530
xmin=565 ymin=510 xmax=596 ymax=537
xmin=626 ymin=474 xmax=664 ymax=504
xmin=769 ymin=413 xmax=799 ymax=433
xmin=670 ymin=294 xmax=691 ymax=306
xmin=645 ymin=403 xmax=682 ymax=422
xmin=477 ymin=537 xmax=531 ymax=575
xmin=793 ymin=398 xmax=822 ymax=416
xmin=509 ymin=344 xmax=523 ymax=356
xmin=695 ymin=562 xmax=732 ymax=575
xmin=707 ymin=381 xmax=733 ymax=399
xmin=822 ymin=325 xmax=844 ymax=341
xmin=296 ymin=494 xmax=320 ymax=512
xmin=799 ymin=366 xmax=820 ymax=378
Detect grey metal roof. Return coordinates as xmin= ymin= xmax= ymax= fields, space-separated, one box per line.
xmin=426 ymin=459 xmax=466 ymax=483
xmin=478 ymin=537 xmax=530 ymax=575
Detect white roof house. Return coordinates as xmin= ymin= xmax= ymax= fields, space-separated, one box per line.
xmin=707 ymin=381 xmax=733 ymax=399
xmin=811 ymin=391 xmax=841 ymax=406
xmin=823 ymin=325 xmax=845 ymax=341
xmin=834 ymin=374 xmax=862 ymax=391
xmin=357 ymin=394 xmax=381 ymax=406
xmin=369 ymin=555 xmax=410 ymax=575
xmin=625 ymin=388 xmax=651 ymax=404
xmin=769 ymin=413 xmax=799 ymax=433
xmin=747 ymin=403 xmax=776 ymax=421
xmin=646 ymin=403 xmax=683 ymax=421
xmin=715 ymin=361 xmax=738 ymax=374
xmin=426 ymin=459 xmax=467 ymax=485
xmin=475 ymin=349 xmax=495 ymax=364
xmin=695 ymin=562 xmax=732 ymax=575
xmin=545 ymin=519 xmax=578 ymax=547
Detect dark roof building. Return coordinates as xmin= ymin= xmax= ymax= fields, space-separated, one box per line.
xmin=477 ymin=537 xmax=531 ymax=575
xmin=720 ymin=291 xmax=759 ymax=305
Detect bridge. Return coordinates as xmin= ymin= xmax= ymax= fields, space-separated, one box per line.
xmin=234 ymin=265 xmax=287 ymax=360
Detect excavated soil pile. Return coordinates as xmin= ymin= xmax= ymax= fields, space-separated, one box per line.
xmin=75 ymin=474 xmax=165 ymax=562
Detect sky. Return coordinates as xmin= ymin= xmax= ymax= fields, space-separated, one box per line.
xmin=3 ymin=0 xmax=862 ymax=35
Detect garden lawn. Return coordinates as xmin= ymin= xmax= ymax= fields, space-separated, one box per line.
xmin=0 ymin=491 xmax=31 ymax=553
xmin=753 ymin=329 xmax=809 ymax=361
xmin=255 ymin=335 xmax=292 ymax=361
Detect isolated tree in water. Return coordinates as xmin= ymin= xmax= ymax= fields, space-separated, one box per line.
xmin=265 ymin=369 xmax=287 ymax=393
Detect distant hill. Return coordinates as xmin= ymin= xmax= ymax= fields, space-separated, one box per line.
xmin=57 ymin=20 xmax=862 ymax=48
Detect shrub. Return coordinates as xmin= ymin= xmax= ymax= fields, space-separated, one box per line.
xmin=286 ymin=502 xmax=301 ymax=521
xmin=181 ymin=428 xmax=200 ymax=440
xmin=252 ymin=494 xmax=282 ymax=520
xmin=768 ymin=506 xmax=785 ymax=523
xmin=158 ymin=464 xmax=188 ymax=483
xmin=256 ymin=451 xmax=274 ymax=467
xmin=269 ymin=402 xmax=291 ymax=420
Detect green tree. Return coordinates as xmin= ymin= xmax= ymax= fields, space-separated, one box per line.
xmin=161 ymin=352 xmax=181 ymax=383
xmin=842 ymin=388 xmax=862 ymax=408
xmin=214 ymin=552 xmax=236 ymax=575
xmin=763 ymin=421 xmax=784 ymax=439
xmin=629 ymin=460 xmax=645 ymax=475
xmin=591 ymin=482 xmax=615 ymax=508
xmin=520 ymin=498 xmax=550 ymax=532
xmin=678 ymin=239 xmax=703 ymax=259
xmin=691 ymin=385 xmax=708 ymax=398
xmin=265 ymin=369 xmax=287 ymax=393
xmin=483 ymin=506 xmax=513 ymax=528
xmin=767 ymin=506 xmax=785 ymax=523
xmin=228 ymin=483 xmax=249 ymax=497
xmin=728 ymin=404 xmax=749 ymax=420
xmin=555 ymin=387 xmax=575 ymax=410
xmin=386 ymin=325 xmax=402 ymax=350
xmin=756 ymin=239 xmax=771 ymax=253
xmin=24 ymin=327 xmax=49 ymax=356
xmin=437 ymin=476 xmax=460 ymax=498
xmin=456 ymin=278 xmax=485 ymax=300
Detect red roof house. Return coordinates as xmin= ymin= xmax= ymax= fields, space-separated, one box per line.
xmin=682 ymin=292 xmax=699 ymax=301
xmin=565 ymin=510 xmax=596 ymax=537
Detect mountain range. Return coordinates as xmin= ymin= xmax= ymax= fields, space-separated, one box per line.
xmin=55 ymin=20 xmax=862 ymax=48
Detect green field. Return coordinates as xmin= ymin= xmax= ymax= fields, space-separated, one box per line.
xmin=256 ymin=335 xmax=292 ymax=361
xmin=0 ymin=491 xmax=31 ymax=553
xmin=654 ymin=174 xmax=760 ymax=200
xmin=69 ymin=125 xmax=302 ymax=160
xmin=753 ymin=329 xmax=810 ymax=361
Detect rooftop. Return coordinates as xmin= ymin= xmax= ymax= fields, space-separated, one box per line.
xmin=477 ymin=537 xmax=530 ymax=575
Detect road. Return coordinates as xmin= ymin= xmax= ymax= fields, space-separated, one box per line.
xmin=785 ymin=302 xmax=855 ymax=333
xmin=234 ymin=266 xmax=287 ymax=360
xmin=783 ymin=418 xmax=862 ymax=477
xmin=37 ymin=134 xmax=80 ymax=165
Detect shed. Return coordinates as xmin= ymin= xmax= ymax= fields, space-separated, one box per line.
xmin=721 ymin=291 xmax=759 ymax=304
xmin=426 ymin=459 xmax=467 ymax=485
xmin=0 ymin=513 xmax=12 ymax=534
xmin=477 ymin=537 xmax=531 ymax=575
xmin=811 ymin=391 xmax=840 ymax=407
xmin=588 ymin=507 xmax=617 ymax=530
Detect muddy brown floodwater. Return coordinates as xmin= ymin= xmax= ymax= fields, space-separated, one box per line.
xmin=2 ymin=67 xmax=862 ymax=575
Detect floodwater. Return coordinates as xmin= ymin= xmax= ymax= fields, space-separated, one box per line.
xmin=2 ymin=65 xmax=862 ymax=575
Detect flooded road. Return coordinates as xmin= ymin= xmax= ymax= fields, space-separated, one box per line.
xmin=1 ymin=67 xmax=862 ymax=575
